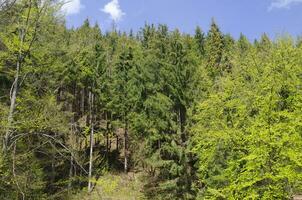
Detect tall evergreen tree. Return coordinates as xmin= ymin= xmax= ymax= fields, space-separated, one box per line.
xmin=194 ymin=26 xmax=206 ymax=57
xmin=205 ymin=19 xmax=224 ymax=77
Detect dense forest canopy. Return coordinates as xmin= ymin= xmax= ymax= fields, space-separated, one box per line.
xmin=0 ymin=0 xmax=302 ymax=199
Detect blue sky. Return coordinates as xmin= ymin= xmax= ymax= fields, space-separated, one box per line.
xmin=62 ymin=0 xmax=302 ymax=40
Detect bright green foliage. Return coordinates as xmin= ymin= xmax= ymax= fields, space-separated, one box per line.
xmin=192 ymin=37 xmax=302 ymax=199
xmin=237 ymin=33 xmax=251 ymax=56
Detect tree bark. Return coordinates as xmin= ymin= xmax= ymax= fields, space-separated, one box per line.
xmin=116 ymin=135 xmax=119 ymax=151
xmin=87 ymin=91 xmax=94 ymax=192
xmin=81 ymin=88 xmax=85 ymax=116
xmin=68 ymin=120 xmax=75 ymax=191
xmin=12 ymin=142 xmax=25 ymax=200
xmin=179 ymin=105 xmax=186 ymax=145
xmin=106 ymin=112 xmax=109 ymax=157
xmin=68 ymin=154 xmax=73 ymax=190
xmin=124 ymin=120 xmax=128 ymax=173
xmin=4 ymin=56 xmax=21 ymax=151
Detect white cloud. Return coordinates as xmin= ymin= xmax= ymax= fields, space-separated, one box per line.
xmin=61 ymin=0 xmax=83 ymax=15
xmin=101 ymin=0 xmax=125 ymax=22
xmin=269 ymin=0 xmax=302 ymax=10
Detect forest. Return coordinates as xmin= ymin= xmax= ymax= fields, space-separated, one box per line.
xmin=0 ymin=0 xmax=302 ymax=199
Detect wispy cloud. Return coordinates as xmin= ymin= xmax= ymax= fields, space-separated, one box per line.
xmin=101 ymin=0 xmax=125 ymax=22
xmin=61 ymin=0 xmax=83 ymax=15
xmin=269 ymin=0 xmax=302 ymax=10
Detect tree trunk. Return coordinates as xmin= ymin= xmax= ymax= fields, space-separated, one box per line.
xmin=106 ymin=112 xmax=109 ymax=157
xmin=81 ymin=88 xmax=85 ymax=116
xmin=4 ymin=19 xmax=27 ymax=151
xmin=179 ymin=105 xmax=186 ymax=145
xmin=4 ymin=58 xmax=20 ymax=151
xmin=116 ymin=135 xmax=119 ymax=151
xmin=12 ymin=142 xmax=25 ymax=200
xmin=68 ymin=154 xmax=73 ymax=190
xmin=124 ymin=120 xmax=128 ymax=173
xmin=68 ymin=120 xmax=75 ymax=191
xmin=87 ymin=91 xmax=94 ymax=192
xmin=51 ymin=148 xmax=55 ymax=185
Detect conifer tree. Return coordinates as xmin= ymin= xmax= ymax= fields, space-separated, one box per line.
xmin=112 ymin=40 xmax=140 ymax=173
xmin=194 ymin=26 xmax=206 ymax=56
xmin=205 ymin=19 xmax=224 ymax=77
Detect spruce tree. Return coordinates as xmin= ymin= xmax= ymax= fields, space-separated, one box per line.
xmin=194 ymin=26 xmax=206 ymax=56
xmin=205 ymin=19 xmax=224 ymax=77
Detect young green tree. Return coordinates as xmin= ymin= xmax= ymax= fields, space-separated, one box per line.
xmin=1 ymin=0 xmax=57 ymax=151
xmin=192 ymin=36 xmax=302 ymax=199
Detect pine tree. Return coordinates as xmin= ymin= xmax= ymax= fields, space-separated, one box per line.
xmin=205 ymin=19 xmax=224 ymax=77
xmin=194 ymin=26 xmax=206 ymax=56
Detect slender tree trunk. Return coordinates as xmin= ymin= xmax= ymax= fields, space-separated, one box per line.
xmin=88 ymin=91 xmax=94 ymax=192
xmin=179 ymin=106 xmax=186 ymax=145
xmin=4 ymin=57 xmax=20 ymax=150
xmin=68 ymin=154 xmax=73 ymax=190
xmin=12 ymin=142 xmax=25 ymax=200
xmin=81 ymin=88 xmax=85 ymax=116
xmin=106 ymin=133 xmax=109 ymax=154
xmin=106 ymin=112 xmax=109 ymax=157
xmin=68 ymin=120 xmax=75 ymax=191
xmin=51 ymin=148 xmax=55 ymax=185
xmin=124 ymin=120 xmax=128 ymax=173
xmin=5 ymin=29 xmax=26 ymax=151
xmin=116 ymin=135 xmax=119 ymax=151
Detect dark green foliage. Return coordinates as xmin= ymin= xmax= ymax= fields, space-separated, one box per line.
xmin=194 ymin=26 xmax=206 ymax=56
